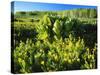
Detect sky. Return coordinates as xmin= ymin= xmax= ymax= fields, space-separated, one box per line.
xmin=11 ymin=1 xmax=97 ymax=12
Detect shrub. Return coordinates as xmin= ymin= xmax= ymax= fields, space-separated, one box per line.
xmin=14 ymin=34 xmax=97 ymax=73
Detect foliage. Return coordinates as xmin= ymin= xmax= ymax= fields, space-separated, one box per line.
xmin=14 ymin=35 xmax=97 ymax=73
xmin=12 ymin=9 xmax=97 ymax=73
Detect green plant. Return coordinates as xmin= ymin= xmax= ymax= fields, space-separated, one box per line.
xmin=12 ymin=10 xmax=97 ymax=73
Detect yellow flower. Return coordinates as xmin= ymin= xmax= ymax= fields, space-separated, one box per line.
xmin=41 ymin=61 xmax=44 ymax=65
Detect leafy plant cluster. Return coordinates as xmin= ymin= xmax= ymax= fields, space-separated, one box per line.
xmin=37 ymin=15 xmax=97 ymax=47
xmin=14 ymin=35 xmax=97 ymax=73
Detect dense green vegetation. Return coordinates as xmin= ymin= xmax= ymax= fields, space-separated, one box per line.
xmin=11 ymin=8 xmax=97 ymax=73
